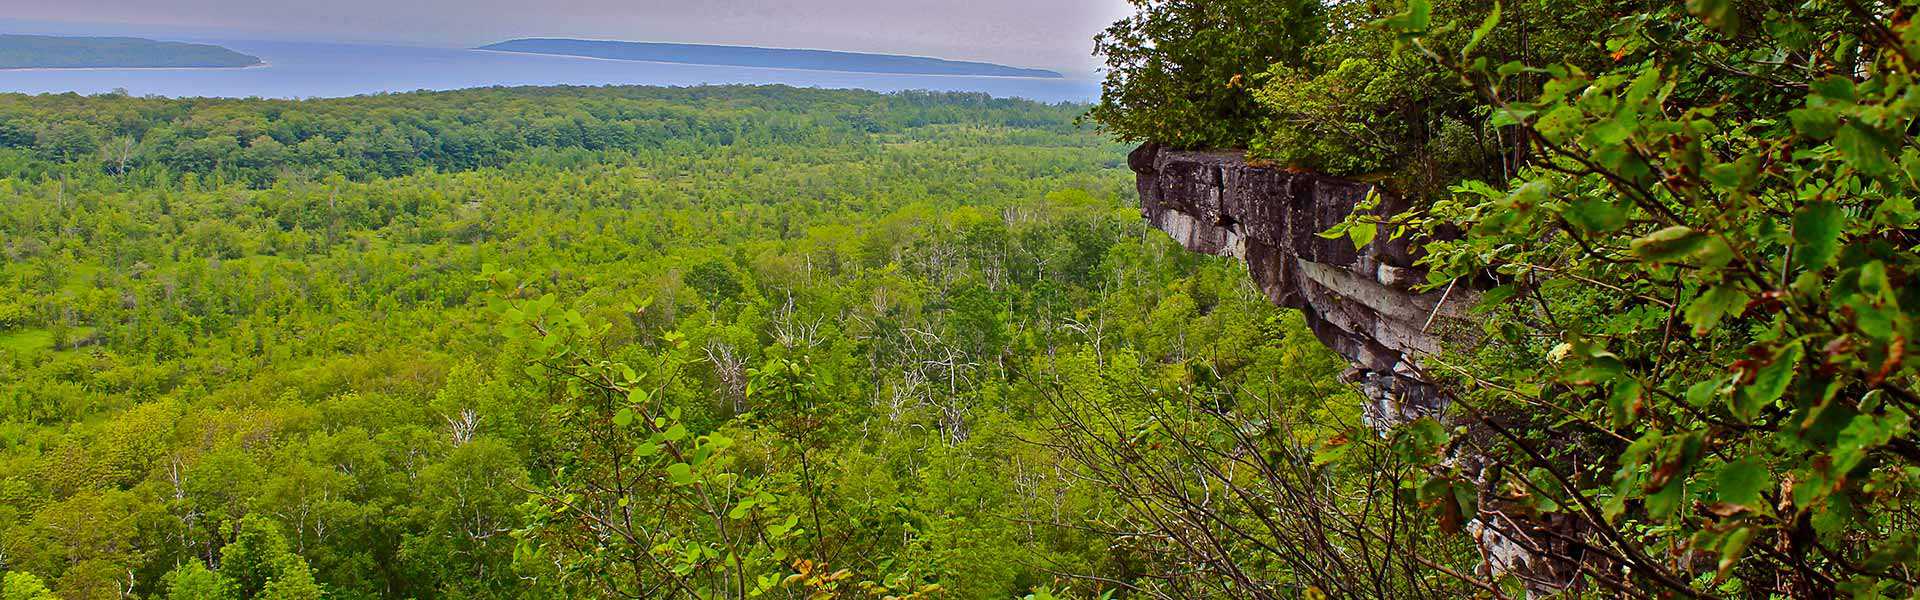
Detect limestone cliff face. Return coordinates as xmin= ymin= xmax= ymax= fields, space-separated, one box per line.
xmin=1131 ymin=144 xmax=1583 ymax=594
xmin=1130 ymin=143 xmax=1473 ymax=428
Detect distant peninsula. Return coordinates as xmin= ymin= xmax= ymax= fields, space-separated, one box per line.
xmin=0 ymin=35 xmax=262 ymax=70
xmin=477 ymin=38 xmax=1063 ymax=78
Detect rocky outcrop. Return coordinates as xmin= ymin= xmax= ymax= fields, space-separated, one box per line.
xmin=1130 ymin=143 xmax=1474 ymax=428
xmin=1131 ymin=143 xmax=1581 ymax=595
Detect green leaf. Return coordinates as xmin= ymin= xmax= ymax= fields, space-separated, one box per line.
xmin=1810 ymin=76 xmax=1857 ymax=104
xmin=1315 ymin=221 xmax=1350 ymax=240
xmin=1462 ymin=2 xmax=1501 ymax=56
xmin=1857 ymin=260 xmax=1893 ymax=300
xmin=1608 ymin=378 xmax=1644 ymax=428
xmin=1787 ymin=107 xmax=1838 ymax=140
xmin=1588 ymin=116 xmax=1636 ymax=146
xmin=666 ymin=463 xmax=694 ymax=485
xmin=1533 ymin=106 xmax=1585 ymax=144
xmin=1631 ymin=226 xmax=1706 ymax=262
xmin=1733 ymin=341 xmax=1803 ymax=422
xmin=1714 ymin=457 xmax=1769 ymax=508
xmin=1475 ymin=285 xmax=1519 ymax=311
xmin=768 ymin=514 xmax=800 ymax=537
xmin=1716 ymin=526 xmax=1757 ymax=579
xmin=1489 ymin=105 xmax=1537 ymax=128
xmin=1686 ymin=377 xmax=1726 ymax=409
xmin=1624 ymin=67 xmax=1664 ymax=107
xmin=1645 ymin=474 xmax=1686 ymax=520
xmin=663 ymin=423 xmax=689 ymax=442
xmin=1864 ymin=536 xmax=1920 ymax=574
xmin=612 ymin=407 xmax=635 ymax=428
xmin=1313 ymin=434 xmax=1353 ymax=466
xmin=1834 ymin=410 xmax=1912 ymax=476
xmin=1836 ymin=123 xmax=1898 ymax=176
xmin=1792 ymin=202 xmax=1844 ymax=269
xmin=1880 ymin=174 xmax=1919 ymax=227
xmin=1567 ymin=354 xmax=1625 ymax=385
xmin=1692 ymin=236 xmax=1732 ymax=269
xmin=1381 ymin=0 xmax=1433 ymax=32
xmin=1685 ymin=284 xmax=1749 ymax=334
xmin=1348 ymin=220 xmax=1377 ymax=250
xmin=1685 ymin=0 xmax=1740 ymax=34
xmin=1562 ymin=197 xmax=1628 ymax=233
xmin=1703 ymin=154 xmax=1758 ymax=192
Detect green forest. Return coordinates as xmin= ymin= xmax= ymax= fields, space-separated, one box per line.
xmin=0 ymin=86 xmax=1353 ymax=599
xmin=3 ymin=0 xmax=1920 ymax=597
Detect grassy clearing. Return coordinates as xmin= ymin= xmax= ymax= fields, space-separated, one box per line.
xmin=0 ymin=328 xmax=53 ymax=354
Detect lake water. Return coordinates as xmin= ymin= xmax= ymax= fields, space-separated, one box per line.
xmin=0 ymin=39 xmax=1099 ymax=103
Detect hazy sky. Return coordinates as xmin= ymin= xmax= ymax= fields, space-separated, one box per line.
xmin=4 ymin=0 xmax=1134 ymax=74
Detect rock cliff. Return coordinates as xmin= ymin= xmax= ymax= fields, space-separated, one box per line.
xmin=1131 ymin=143 xmax=1581 ymax=594
xmin=1130 ymin=143 xmax=1474 ymax=428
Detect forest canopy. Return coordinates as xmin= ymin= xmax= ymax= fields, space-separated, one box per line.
xmin=5 ymin=0 xmax=1919 ymax=595
xmin=0 ymin=85 xmax=1359 ymax=599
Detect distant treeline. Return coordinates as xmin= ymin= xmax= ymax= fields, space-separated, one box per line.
xmin=481 ymin=38 xmax=1065 ymax=78
xmin=0 ymin=35 xmax=262 ymax=70
xmin=0 ymin=85 xmax=1089 ymax=184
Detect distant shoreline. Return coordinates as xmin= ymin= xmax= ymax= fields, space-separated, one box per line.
xmin=0 ymin=61 xmax=270 ymax=73
xmin=472 ymin=48 xmax=1066 ymax=81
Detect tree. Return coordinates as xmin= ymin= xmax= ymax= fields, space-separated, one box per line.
xmin=0 ymin=119 xmax=31 ymax=149
xmin=505 ymin=294 xmax=808 ymax=598
xmin=258 ymin=561 xmax=321 ymax=600
xmin=220 ymin=515 xmax=321 ymax=600
xmin=1088 ymin=0 xmax=1326 ymax=149
xmin=684 ymin=259 xmax=744 ymax=305
xmin=402 ymin=438 xmax=526 ymax=595
xmin=0 ymin=572 xmax=56 ymax=600
xmin=163 ymin=561 xmax=237 ymax=600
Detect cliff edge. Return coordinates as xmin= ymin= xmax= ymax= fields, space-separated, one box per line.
xmin=1130 ymin=143 xmax=1476 ymax=428
xmin=1132 ymin=143 xmax=1589 ymax=594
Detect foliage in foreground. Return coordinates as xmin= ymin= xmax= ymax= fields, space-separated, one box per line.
xmin=1096 ymin=0 xmax=1920 ymax=596
xmin=1380 ymin=0 xmax=1920 ymax=595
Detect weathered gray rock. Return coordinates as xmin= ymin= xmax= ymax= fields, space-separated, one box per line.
xmin=1131 ymin=143 xmax=1580 ymax=595
xmin=1131 ymin=143 xmax=1474 ymax=428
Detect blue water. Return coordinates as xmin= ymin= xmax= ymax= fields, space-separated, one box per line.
xmin=0 ymin=39 xmax=1099 ymax=103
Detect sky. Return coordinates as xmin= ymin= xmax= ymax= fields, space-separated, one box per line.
xmin=1 ymin=0 xmax=1134 ymax=75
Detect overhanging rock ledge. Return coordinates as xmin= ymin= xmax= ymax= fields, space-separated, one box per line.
xmin=1131 ymin=143 xmax=1589 ymax=595
xmin=1130 ymin=142 xmax=1476 ymax=429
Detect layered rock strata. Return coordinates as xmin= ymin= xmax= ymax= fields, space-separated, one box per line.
xmin=1130 ymin=143 xmax=1581 ymax=594
xmin=1130 ymin=143 xmax=1474 ymax=428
